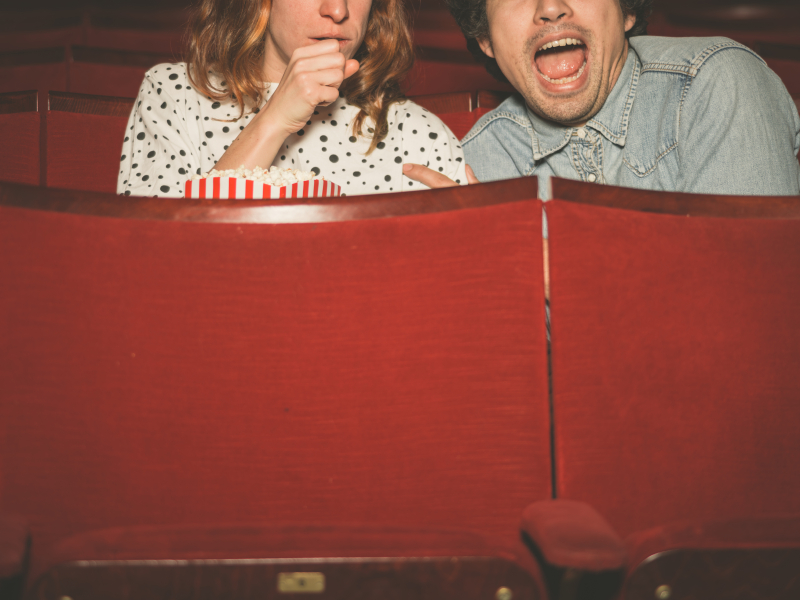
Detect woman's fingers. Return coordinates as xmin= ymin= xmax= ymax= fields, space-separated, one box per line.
xmin=343 ymin=59 xmax=360 ymax=80
xmin=294 ymin=38 xmax=342 ymax=59
xmin=266 ymin=42 xmax=356 ymax=133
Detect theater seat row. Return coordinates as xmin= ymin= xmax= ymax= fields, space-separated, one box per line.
xmin=0 ymin=43 xmax=515 ymax=100
xmin=0 ymin=8 xmax=189 ymax=54
xmin=0 ymin=46 xmax=178 ymax=98
xmin=1 ymin=176 xmax=799 ymax=600
xmin=0 ymin=89 xmax=504 ymax=194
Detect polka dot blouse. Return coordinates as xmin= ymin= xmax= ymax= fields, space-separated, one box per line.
xmin=118 ymin=63 xmax=467 ymax=197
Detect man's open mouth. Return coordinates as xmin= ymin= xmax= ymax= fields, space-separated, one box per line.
xmin=534 ymin=37 xmax=587 ymax=85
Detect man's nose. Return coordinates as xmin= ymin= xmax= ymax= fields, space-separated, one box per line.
xmin=534 ymin=0 xmax=571 ymax=24
xmin=320 ymin=0 xmax=349 ymax=23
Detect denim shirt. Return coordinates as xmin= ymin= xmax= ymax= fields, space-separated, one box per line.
xmin=462 ymin=36 xmax=800 ymax=199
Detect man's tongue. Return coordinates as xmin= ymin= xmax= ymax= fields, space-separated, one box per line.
xmin=535 ymin=46 xmax=585 ymax=80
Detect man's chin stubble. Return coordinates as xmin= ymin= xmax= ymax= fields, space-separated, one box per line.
xmin=518 ymin=59 xmax=606 ymax=126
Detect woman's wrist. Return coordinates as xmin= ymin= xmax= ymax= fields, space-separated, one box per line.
xmin=214 ymin=107 xmax=290 ymax=172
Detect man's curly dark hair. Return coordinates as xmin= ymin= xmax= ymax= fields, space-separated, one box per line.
xmin=445 ymin=0 xmax=653 ymax=83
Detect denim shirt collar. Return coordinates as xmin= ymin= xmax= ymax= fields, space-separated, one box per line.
xmin=525 ymin=45 xmax=640 ymax=158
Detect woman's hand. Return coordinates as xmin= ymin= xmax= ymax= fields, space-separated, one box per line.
xmin=213 ymin=39 xmax=359 ymax=173
xmin=264 ymin=39 xmax=360 ymax=135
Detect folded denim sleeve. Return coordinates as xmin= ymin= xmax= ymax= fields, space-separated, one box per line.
xmin=677 ymin=46 xmax=800 ymax=196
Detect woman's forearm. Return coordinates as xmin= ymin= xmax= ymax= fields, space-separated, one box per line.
xmin=213 ymin=110 xmax=290 ymax=172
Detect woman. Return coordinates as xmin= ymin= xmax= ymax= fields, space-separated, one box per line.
xmin=118 ymin=0 xmax=467 ymax=197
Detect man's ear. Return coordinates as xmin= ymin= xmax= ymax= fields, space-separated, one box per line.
xmin=478 ymin=37 xmax=495 ymax=59
xmin=623 ymin=12 xmax=636 ymax=33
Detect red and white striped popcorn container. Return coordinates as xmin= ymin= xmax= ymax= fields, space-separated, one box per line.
xmin=185 ymin=177 xmax=341 ymax=200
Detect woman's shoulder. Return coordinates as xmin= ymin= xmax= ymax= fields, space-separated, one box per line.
xmin=136 ymin=62 xmax=196 ymax=104
xmin=138 ymin=63 xmax=244 ymax=115
xmin=143 ymin=62 xmax=191 ymax=85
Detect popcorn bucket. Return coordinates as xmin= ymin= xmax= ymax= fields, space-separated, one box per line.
xmin=185 ymin=177 xmax=341 ymax=199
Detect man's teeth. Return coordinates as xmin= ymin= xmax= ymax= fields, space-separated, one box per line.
xmin=538 ymin=37 xmax=583 ymax=52
xmin=540 ymin=61 xmax=586 ymax=84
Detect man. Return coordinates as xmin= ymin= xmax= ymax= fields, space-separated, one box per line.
xmin=404 ymin=0 xmax=800 ymax=196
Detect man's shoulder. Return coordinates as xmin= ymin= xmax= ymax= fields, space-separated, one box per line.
xmin=629 ymin=35 xmax=765 ymax=76
xmin=462 ymin=93 xmax=531 ymax=145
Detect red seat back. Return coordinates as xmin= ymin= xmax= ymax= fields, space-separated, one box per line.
xmin=0 ymin=179 xmax=551 ymax=554
xmin=648 ymin=4 xmax=800 ymax=47
xmin=68 ymin=47 xmax=173 ymax=98
xmin=0 ymin=11 xmax=84 ymax=52
xmin=405 ymin=48 xmax=513 ymax=96
xmin=412 ymin=7 xmax=467 ymax=50
xmin=0 ymin=48 xmax=67 ymax=95
xmin=0 ymin=91 xmax=40 ymax=186
xmin=45 ymin=91 xmax=133 ymax=193
xmin=547 ymin=179 xmax=800 ymax=537
xmin=84 ymin=10 xmax=187 ymax=55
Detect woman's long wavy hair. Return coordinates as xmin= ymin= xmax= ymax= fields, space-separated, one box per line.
xmin=186 ymin=0 xmax=415 ymax=153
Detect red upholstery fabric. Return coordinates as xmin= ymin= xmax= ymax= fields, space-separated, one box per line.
xmin=0 ymin=112 xmax=40 ymax=185
xmin=46 ymin=111 xmax=128 ymax=192
xmin=521 ymin=500 xmax=626 ymax=571
xmin=646 ymin=14 xmax=800 ymax=48
xmin=413 ymin=29 xmax=468 ymax=51
xmin=0 ymin=63 xmax=67 ymax=94
xmin=0 ymin=199 xmax=550 ymax=555
xmin=437 ymin=111 xmax=479 ymax=140
xmin=0 ymin=514 xmax=28 ymax=579
xmin=69 ymin=62 xmax=148 ymax=98
xmin=764 ymin=58 xmax=800 ymax=97
xmin=0 ymin=29 xmax=83 ymax=53
xmin=84 ymin=28 xmax=185 ymax=55
xmin=547 ymin=200 xmax=800 ymax=537
xmin=405 ymin=61 xmax=513 ymax=96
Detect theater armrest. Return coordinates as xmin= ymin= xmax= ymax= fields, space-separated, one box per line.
xmin=521 ymin=500 xmax=626 ymax=572
xmin=623 ymin=516 xmax=800 ymax=600
xmin=0 ymin=515 xmax=28 ymax=580
xmin=625 ymin=514 xmax=800 ymax=570
xmin=30 ymin=524 xmax=548 ymax=600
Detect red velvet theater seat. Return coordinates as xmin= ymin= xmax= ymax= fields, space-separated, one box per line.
xmin=0 ymin=48 xmax=67 ymax=95
xmin=29 ymin=525 xmax=546 ymax=600
xmin=69 ymin=46 xmax=175 ymax=98
xmin=405 ymin=47 xmax=514 ymax=97
xmin=648 ymin=3 xmax=800 ymax=47
xmin=412 ymin=7 xmax=467 ymax=50
xmin=0 ymin=91 xmax=40 ymax=186
xmin=84 ymin=9 xmax=188 ymax=55
xmin=622 ymin=515 xmax=800 ymax=600
xmin=45 ymin=91 xmax=133 ymax=192
xmin=0 ymin=178 xmax=550 ymax=559
xmin=0 ymin=10 xmax=85 ymax=53
xmin=546 ymin=178 xmax=800 ymax=539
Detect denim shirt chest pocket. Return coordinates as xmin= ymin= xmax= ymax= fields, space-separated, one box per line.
xmin=623 ymin=68 xmax=687 ymax=178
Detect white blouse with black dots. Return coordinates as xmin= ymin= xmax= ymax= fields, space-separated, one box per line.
xmin=117 ymin=63 xmax=467 ymax=198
